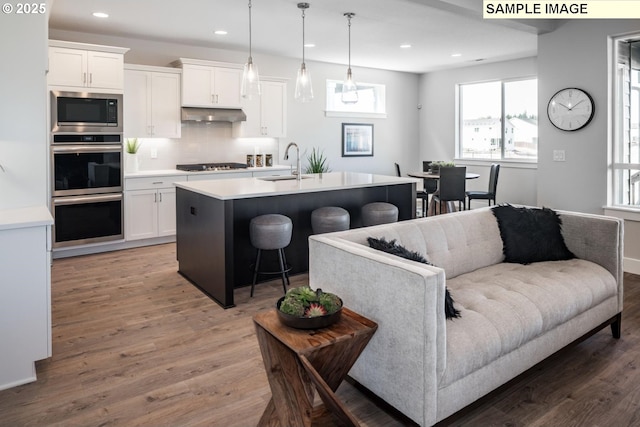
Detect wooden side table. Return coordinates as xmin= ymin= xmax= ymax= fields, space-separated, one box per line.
xmin=253 ymin=307 xmax=378 ymax=427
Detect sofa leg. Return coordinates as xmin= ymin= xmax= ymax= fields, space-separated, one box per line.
xmin=611 ymin=312 xmax=622 ymax=339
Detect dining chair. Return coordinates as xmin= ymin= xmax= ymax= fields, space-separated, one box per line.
xmin=396 ymin=162 xmax=430 ymax=217
xmin=432 ymin=166 xmax=467 ymax=214
xmin=466 ymin=163 xmax=500 ymax=210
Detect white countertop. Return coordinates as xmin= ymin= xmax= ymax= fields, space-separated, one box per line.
xmin=124 ymin=165 xmax=290 ymax=179
xmin=174 ymin=171 xmax=419 ymax=200
xmin=0 ymin=205 xmax=54 ymax=231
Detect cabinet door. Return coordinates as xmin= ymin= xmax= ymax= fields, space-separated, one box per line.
xmin=157 ymin=188 xmax=177 ymax=237
xmin=233 ymin=93 xmax=262 ymax=137
xmin=151 ymin=72 xmax=181 ymax=138
xmin=261 ymin=81 xmax=287 ymax=137
xmin=87 ymin=51 xmax=124 ymax=89
xmin=182 ymin=65 xmax=214 ymax=107
xmin=213 ymin=68 xmax=242 ymax=108
xmin=48 ymin=47 xmax=87 ymax=87
xmin=125 ymin=189 xmax=158 ymax=240
xmin=124 ymin=70 xmax=152 ymax=137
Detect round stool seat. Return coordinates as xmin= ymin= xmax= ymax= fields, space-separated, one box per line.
xmin=250 ymin=214 xmax=292 ymax=250
xmin=362 ymin=202 xmax=399 ymax=226
xmin=311 ymin=207 xmax=350 ymax=234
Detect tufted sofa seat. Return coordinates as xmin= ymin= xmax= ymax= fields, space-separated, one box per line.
xmin=308 ymin=207 xmax=623 ymax=426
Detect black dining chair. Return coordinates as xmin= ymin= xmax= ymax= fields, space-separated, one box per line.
xmin=420 ymin=161 xmax=438 ymax=217
xmin=432 ymin=166 xmax=467 ymax=214
xmin=396 ymin=162 xmax=430 ymax=217
xmin=466 ymin=163 xmax=500 ymax=210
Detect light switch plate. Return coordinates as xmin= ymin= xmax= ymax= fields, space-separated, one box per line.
xmin=553 ymin=150 xmax=565 ymax=162
xmin=150 ymin=148 xmax=158 ymax=159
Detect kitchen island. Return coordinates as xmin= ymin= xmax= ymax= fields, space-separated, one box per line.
xmin=175 ymin=171 xmax=417 ymax=308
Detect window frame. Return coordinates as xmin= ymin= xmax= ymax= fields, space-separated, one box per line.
xmin=456 ymin=76 xmax=538 ymax=163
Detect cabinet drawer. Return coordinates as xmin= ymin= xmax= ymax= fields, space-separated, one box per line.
xmin=125 ymin=175 xmax=187 ymax=190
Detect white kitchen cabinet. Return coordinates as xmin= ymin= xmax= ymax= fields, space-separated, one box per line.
xmin=48 ymin=41 xmax=128 ymax=90
xmin=124 ymin=65 xmax=181 ymax=138
xmin=0 ymin=206 xmax=53 ymax=391
xmin=233 ymin=79 xmax=287 ymax=138
xmin=173 ymin=58 xmax=242 ymax=108
xmin=125 ymin=175 xmax=187 ymax=240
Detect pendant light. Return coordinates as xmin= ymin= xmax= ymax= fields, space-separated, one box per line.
xmin=241 ymin=0 xmax=261 ymax=99
xmin=341 ymin=12 xmax=358 ymax=104
xmin=294 ymin=3 xmax=313 ymax=102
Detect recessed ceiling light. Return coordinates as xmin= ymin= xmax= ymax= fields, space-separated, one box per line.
xmin=400 ymin=44 xmax=412 ymax=49
xmin=92 ymin=12 xmax=109 ymax=18
xmin=214 ymin=30 xmax=228 ymax=35
xmin=304 ymin=43 xmax=315 ymax=48
xmin=451 ymin=53 xmax=462 ymax=57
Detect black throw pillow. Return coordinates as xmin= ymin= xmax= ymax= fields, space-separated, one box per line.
xmin=367 ymin=237 xmax=461 ymax=319
xmin=491 ymin=204 xmax=575 ymax=264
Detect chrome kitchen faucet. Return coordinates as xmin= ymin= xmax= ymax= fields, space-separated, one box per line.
xmin=284 ymin=142 xmax=301 ymax=181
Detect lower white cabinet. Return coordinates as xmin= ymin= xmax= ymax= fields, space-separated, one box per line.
xmin=0 ymin=206 xmax=53 ymax=391
xmin=125 ymin=175 xmax=186 ymax=241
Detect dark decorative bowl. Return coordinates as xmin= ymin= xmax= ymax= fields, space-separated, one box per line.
xmin=276 ymin=297 xmax=343 ymax=330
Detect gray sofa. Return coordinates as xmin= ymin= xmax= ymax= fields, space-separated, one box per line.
xmin=308 ymin=207 xmax=623 ymax=426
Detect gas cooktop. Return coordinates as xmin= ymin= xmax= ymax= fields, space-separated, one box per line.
xmin=176 ymin=162 xmax=248 ymax=172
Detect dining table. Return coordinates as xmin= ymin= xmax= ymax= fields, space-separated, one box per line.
xmin=407 ymin=170 xmax=480 ymax=215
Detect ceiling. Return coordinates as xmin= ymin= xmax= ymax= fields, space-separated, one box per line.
xmin=48 ymin=0 xmax=557 ymax=74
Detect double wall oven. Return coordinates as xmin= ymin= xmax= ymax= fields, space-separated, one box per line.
xmin=50 ymin=91 xmax=124 ymax=248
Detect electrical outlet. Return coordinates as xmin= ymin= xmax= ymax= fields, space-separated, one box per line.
xmin=150 ymin=148 xmax=158 ymax=159
xmin=553 ymin=150 xmax=565 ymax=162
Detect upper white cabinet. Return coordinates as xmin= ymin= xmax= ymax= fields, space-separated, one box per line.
xmin=233 ymin=78 xmax=287 ymax=138
xmin=172 ymin=58 xmax=242 ymax=108
xmin=48 ymin=41 xmax=129 ymax=91
xmin=124 ymin=65 xmax=182 ymax=138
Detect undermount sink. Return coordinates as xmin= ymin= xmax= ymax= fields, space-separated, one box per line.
xmin=258 ymin=175 xmax=314 ymax=181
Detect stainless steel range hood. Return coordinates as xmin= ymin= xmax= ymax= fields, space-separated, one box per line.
xmin=181 ymin=107 xmax=246 ymax=123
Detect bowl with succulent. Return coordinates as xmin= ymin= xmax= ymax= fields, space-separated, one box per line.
xmin=276 ymin=286 xmax=343 ymax=329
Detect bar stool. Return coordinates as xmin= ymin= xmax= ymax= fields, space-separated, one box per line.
xmin=249 ymin=214 xmax=292 ymax=297
xmin=361 ymin=202 xmax=399 ymax=226
xmin=311 ymin=207 xmax=350 ymax=234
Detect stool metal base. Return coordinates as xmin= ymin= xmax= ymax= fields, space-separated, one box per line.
xmin=251 ymin=248 xmax=291 ymax=297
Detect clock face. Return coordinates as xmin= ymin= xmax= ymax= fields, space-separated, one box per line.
xmin=547 ymin=88 xmax=595 ymax=131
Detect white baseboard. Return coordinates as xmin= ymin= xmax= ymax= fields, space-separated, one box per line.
xmin=624 ymin=257 xmax=640 ymax=275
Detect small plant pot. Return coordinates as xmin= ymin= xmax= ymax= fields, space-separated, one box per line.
xmin=276 ymin=296 xmax=343 ymax=329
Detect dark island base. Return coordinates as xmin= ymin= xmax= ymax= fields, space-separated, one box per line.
xmin=176 ymin=183 xmax=415 ymax=308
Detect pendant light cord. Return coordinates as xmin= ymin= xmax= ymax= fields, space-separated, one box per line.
xmin=347 ymin=14 xmax=351 ymax=71
xmin=301 ymin=7 xmax=306 ymax=64
xmin=248 ymin=0 xmax=253 ymax=61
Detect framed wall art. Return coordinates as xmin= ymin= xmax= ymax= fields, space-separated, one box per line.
xmin=342 ymin=123 xmax=374 ymax=157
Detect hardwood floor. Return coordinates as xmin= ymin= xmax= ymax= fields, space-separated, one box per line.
xmin=1 ymin=243 xmax=639 ymax=426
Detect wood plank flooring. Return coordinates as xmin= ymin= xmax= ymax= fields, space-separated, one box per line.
xmin=0 ymin=243 xmax=639 ymax=426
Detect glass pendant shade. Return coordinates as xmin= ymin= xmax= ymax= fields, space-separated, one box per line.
xmin=294 ymin=3 xmax=313 ymax=102
xmin=341 ymin=68 xmax=358 ymax=104
xmin=241 ymin=57 xmax=261 ymax=99
xmin=295 ymin=63 xmax=313 ymax=102
xmin=241 ymin=0 xmax=261 ymax=99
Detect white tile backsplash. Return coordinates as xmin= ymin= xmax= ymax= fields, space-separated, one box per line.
xmin=129 ymin=122 xmax=281 ymax=170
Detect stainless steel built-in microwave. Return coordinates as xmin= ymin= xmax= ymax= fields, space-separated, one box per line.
xmin=50 ymin=90 xmax=123 ymax=133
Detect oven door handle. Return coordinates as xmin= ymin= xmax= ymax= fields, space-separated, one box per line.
xmin=52 ymin=145 xmax=122 ymax=153
xmin=53 ymin=193 xmax=123 ymax=206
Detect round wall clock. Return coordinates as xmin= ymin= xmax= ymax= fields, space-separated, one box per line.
xmin=547 ymin=87 xmax=595 ymax=131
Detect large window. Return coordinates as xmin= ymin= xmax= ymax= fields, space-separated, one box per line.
xmin=458 ymin=78 xmax=538 ymax=160
xmin=612 ymin=39 xmax=640 ymax=208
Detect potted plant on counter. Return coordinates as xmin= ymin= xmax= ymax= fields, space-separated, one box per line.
xmin=305 ymin=147 xmax=330 ymax=176
xmin=125 ymin=138 xmax=141 ymax=173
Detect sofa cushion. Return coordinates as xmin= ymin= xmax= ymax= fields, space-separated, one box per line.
xmin=367 ymin=237 xmax=461 ymax=319
xmin=439 ymin=258 xmax=617 ymax=387
xmin=492 ymin=205 xmax=575 ymax=264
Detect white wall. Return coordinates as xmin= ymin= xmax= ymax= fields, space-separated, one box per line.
xmin=0 ymin=9 xmax=49 ymax=209
xmin=418 ymin=57 xmax=538 ymax=207
xmin=50 ymin=29 xmax=420 ymax=176
xmin=538 ymin=19 xmax=640 ymax=273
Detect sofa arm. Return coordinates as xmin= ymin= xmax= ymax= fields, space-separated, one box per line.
xmin=559 ymin=211 xmax=624 ymax=310
xmin=308 ymin=234 xmax=445 ymax=426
